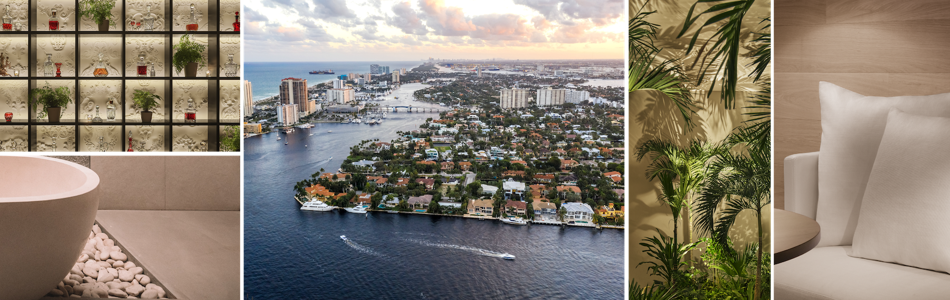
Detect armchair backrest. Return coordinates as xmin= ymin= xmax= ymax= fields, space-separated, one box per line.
xmin=784 ymin=152 xmax=820 ymax=220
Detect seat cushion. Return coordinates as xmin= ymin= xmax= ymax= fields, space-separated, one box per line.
xmin=776 ymin=246 xmax=950 ymax=300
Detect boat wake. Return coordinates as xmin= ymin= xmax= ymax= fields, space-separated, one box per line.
xmin=408 ymin=239 xmax=512 ymax=259
xmin=343 ymin=237 xmax=385 ymax=258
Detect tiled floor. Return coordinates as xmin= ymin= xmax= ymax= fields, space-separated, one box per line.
xmin=95 ymin=210 xmax=240 ymax=300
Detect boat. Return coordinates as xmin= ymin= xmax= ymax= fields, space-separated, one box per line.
xmin=277 ymin=137 xmax=281 ymax=141
xmin=394 ymin=96 xmax=399 ymax=99
xmin=500 ymin=216 xmax=527 ymax=225
xmin=354 ymin=119 xmax=361 ymax=124
xmin=310 ymin=70 xmax=335 ymax=74
xmin=340 ymin=235 xmax=347 ymax=241
xmin=285 ymin=142 xmax=288 ymax=145
xmin=344 ymin=204 xmax=368 ymax=214
xmin=501 ymin=253 xmax=515 ymax=260
xmin=342 ymin=119 xmax=350 ymax=124
xmin=300 ymin=200 xmax=334 ymax=211
xmin=386 ymin=210 xmax=398 ymax=213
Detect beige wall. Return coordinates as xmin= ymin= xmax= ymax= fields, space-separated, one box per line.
xmin=92 ymin=156 xmax=240 ymax=211
xmin=774 ymin=0 xmax=950 ymax=208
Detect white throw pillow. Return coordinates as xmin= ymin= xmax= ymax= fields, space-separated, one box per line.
xmin=816 ymin=82 xmax=950 ymax=246
xmin=850 ymin=109 xmax=950 ymax=273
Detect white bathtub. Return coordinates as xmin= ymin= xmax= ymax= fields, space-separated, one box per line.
xmin=0 ymin=156 xmax=99 ymax=300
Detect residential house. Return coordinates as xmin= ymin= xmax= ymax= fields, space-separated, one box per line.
xmin=407 ymin=195 xmax=433 ymax=209
xmin=557 ymin=185 xmax=581 ymax=199
xmin=561 ymin=202 xmax=594 ymax=223
xmin=468 ymin=199 xmax=494 ymax=216
xmin=603 ymin=171 xmax=623 ymax=184
xmin=505 ymin=200 xmax=527 ymax=216
xmin=458 ymin=161 xmax=472 ymax=171
xmin=533 ymin=200 xmax=557 ymax=215
xmin=415 ymin=178 xmax=435 ymax=190
xmin=559 ymin=174 xmax=578 ymax=185
xmin=441 ymin=161 xmax=455 ymax=171
xmin=305 ymin=184 xmax=339 ymax=201
xmin=481 ymin=184 xmax=499 ymax=195
xmin=503 ymin=178 xmax=526 ymax=200
xmin=502 ymin=170 xmax=525 ymax=178
xmin=511 ymin=160 xmax=528 ymax=166
xmin=596 ymin=203 xmax=624 ymax=220
xmin=425 ymin=148 xmax=439 ymax=159
xmin=320 ymin=173 xmax=351 ymax=182
xmin=394 ymin=178 xmax=410 ymax=187
xmin=534 ymin=173 xmax=555 ymax=183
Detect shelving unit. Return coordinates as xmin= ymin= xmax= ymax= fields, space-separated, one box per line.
xmin=0 ymin=0 xmax=240 ymax=152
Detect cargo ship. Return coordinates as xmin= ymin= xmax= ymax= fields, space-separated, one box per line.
xmin=309 ymin=70 xmax=334 ymax=74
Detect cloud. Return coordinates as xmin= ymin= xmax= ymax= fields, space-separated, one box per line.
xmin=419 ymin=0 xmax=477 ymax=36
xmin=470 ymin=14 xmax=531 ymax=41
xmin=388 ymin=1 xmax=428 ymax=35
xmin=515 ymin=0 xmax=623 ymax=26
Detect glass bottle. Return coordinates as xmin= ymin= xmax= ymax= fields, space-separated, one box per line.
xmin=43 ymin=54 xmax=54 ymax=76
xmin=92 ymin=105 xmax=103 ymax=122
xmin=185 ymin=98 xmax=196 ymax=123
xmin=2 ymin=5 xmax=12 ymax=31
xmin=55 ymin=63 xmax=62 ymax=77
xmin=149 ymin=62 xmax=156 ymax=77
xmin=137 ymin=55 xmax=147 ymax=77
xmin=127 ymin=130 xmax=134 ymax=152
xmin=232 ymin=11 xmax=239 ymax=32
xmin=143 ymin=4 xmax=155 ymax=31
xmin=106 ymin=98 xmax=116 ymax=121
xmin=224 ymin=53 xmax=238 ymax=77
xmin=49 ymin=8 xmax=59 ymax=31
xmin=93 ymin=53 xmax=108 ymax=77
xmin=186 ymin=4 xmax=198 ymax=31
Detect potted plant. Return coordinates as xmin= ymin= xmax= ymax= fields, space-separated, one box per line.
xmin=78 ymin=0 xmax=116 ymax=32
xmin=30 ymin=82 xmax=72 ymax=123
xmin=173 ymin=34 xmax=206 ymax=77
xmin=132 ymin=90 xmax=161 ymax=123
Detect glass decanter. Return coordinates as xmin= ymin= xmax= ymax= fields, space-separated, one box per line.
xmin=232 ymin=11 xmax=239 ymax=32
xmin=92 ymin=105 xmax=103 ymax=122
xmin=2 ymin=5 xmax=12 ymax=31
xmin=149 ymin=62 xmax=156 ymax=77
xmin=93 ymin=53 xmax=108 ymax=77
xmin=106 ymin=98 xmax=116 ymax=121
xmin=127 ymin=130 xmax=134 ymax=152
xmin=143 ymin=4 xmax=156 ymax=31
xmin=185 ymin=98 xmax=196 ymax=123
xmin=137 ymin=55 xmax=147 ymax=77
xmin=55 ymin=63 xmax=62 ymax=77
xmin=43 ymin=54 xmax=54 ymax=76
xmin=186 ymin=4 xmax=198 ymax=31
xmin=224 ymin=54 xmax=238 ymax=77
xmin=49 ymin=8 xmax=59 ymax=31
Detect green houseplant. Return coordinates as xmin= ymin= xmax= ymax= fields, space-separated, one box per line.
xmin=30 ymin=82 xmax=72 ymax=123
xmin=78 ymin=0 xmax=116 ymax=32
xmin=132 ymin=90 xmax=161 ymax=123
xmin=173 ymin=34 xmax=206 ymax=77
xmin=220 ymin=125 xmax=240 ymax=152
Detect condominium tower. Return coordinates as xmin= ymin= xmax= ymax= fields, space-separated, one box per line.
xmin=243 ymin=80 xmax=253 ymax=117
xmin=499 ymin=88 xmax=528 ymax=109
xmin=536 ymin=88 xmax=566 ymax=107
xmin=280 ymin=77 xmax=310 ymax=113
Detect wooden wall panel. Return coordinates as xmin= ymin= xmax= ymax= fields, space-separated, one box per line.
xmin=774 ymin=0 xmax=950 ymax=208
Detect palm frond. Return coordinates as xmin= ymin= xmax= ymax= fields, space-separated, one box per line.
xmin=749 ymin=18 xmax=770 ymax=82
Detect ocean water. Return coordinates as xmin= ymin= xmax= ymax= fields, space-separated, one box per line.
xmin=244 ymin=61 xmax=426 ymax=101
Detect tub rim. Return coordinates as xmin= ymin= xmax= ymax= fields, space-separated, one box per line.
xmin=0 ymin=156 xmax=100 ymax=203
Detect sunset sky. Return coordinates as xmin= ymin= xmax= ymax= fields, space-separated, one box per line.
xmin=243 ymin=0 xmax=625 ymax=62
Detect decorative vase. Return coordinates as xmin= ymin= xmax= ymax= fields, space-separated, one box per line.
xmin=141 ymin=111 xmax=152 ymax=123
xmin=55 ymin=63 xmax=62 ymax=77
xmin=185 ymin=62 xmax=198 ymax=77
xmin=47 ymin=107 xmax=61 ymax=123
xmin=97 ymin=17 xmax=108 ymax=31
xmin=4 ymin=112 xmax=11 ymax=122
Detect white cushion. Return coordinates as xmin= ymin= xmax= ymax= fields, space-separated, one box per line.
xmin=776 ymin=246 xmax=950 ymax=300
xmin=850 ymin=110 xmax=950 ymax=272
xmin=816 ymin=82 xmax=950 ymax=246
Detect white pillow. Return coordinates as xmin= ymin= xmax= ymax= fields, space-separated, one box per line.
xmin=850 ymin=109 xmax=950 ymax=273
xmin=816 ymin=82 xmax=950 ymax=246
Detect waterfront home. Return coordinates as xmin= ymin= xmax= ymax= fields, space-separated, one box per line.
xmin=503 ymin=179 xmax=526 ymax=200
xmin=481 ymin=184 xmax=499 ymax=196
xmin=320 ymin=173 xmax=351 ymax=182
xmin=561 ymin=202 xmax=594 ymax=223
xmin=529 ymin=184 xmax=551 ymax=199
xmin=367 ymin=176 xmax=389 ymax=187
xmin=416 ymin=160 xmax=436 ymax=166
xmin=305 ymin=184 xmax=339 ymax=201
xmin=490 ymin=147 xmax=505 ymax=157
xmin=384 ymin=195 xmax=400 ymax=208
xmin=458 ymin=161 xmax=472 ymax=171
xmin=468 ymin=199 xmax=494 ymax=216
xmin=438 ymin=201 xmax=462 ymax=208
xmin=375 ymin=142 xmax=391 ymax=151
xmin=415 ymin=178 xmax=435 ymax=190
xmin=596 ymin=203 xmax=623 ymax=220
xmin=533 ymin=200 xmax=557 ymax=215
xmin=556 ymin=186 xmax=581 ymax=198
xmin=354 ymin=193 xmax=372 ymax=204
xmin=534 ymin=173 xmax=555 ymax=184
xmin=425 ymin=148 xmax=439 ymax=159
xmin=441 ymin=161 xmax=454 ymax=171
xmin=505 ymin=200 xmax=527 ymax=216
xmin=407 ymin=195 xmax=433 ymax=209
xmin=603 ymin=171 xmax=622 ymax=184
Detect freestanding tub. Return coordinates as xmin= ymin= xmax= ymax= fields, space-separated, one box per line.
xmin=0 ymin=156 xmax=99 ymax=300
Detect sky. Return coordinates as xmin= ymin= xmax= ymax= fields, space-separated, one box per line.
xmin=243 ymin=0 xmax=625 ymax=62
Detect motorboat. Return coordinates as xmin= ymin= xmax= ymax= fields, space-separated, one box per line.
xmin=340 ymin=235 xmax=347 ymax=241
xmin=300 ymin=200 xmax=334 ymax=211
xmin=277 ymin=137 xmax=281 ymax=141
xmin=501 ymin=253 xmax=515 ymax=260
xmin=344 ymin=204 xmax=368 ymax=214
xmin=500 ymin=216 xmax=527 ymax=225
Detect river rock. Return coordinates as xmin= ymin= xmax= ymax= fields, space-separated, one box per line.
xmin=130 ymin=267 xmax=143 ymax=275
xmin=83 ymin=276 xmax=95 ymax=283
xmin=108 ymin=268 xmax=118 ymax=277
xmin=125 ymin=262 xmax=136 ymax=269
xmin=47 ymin=288 xmax=64 ymax=297
xmin=82 ymin=266 xmax=99 ymax=277
xmin=69 ymin=274 xmax=83 ymax=282
xmin=111 ymin=251 xmax=128 ymax=261
xmin=71 ymin=264 xmax=83 ymax=275
xmin=125 ymin=283 xmax=144 ymax=297
xmin=119 ymin=270 xmax=134 ymax=282
xmin=97 ymin=261 xmax=111 ymax=269
xmin=78 ymin=253 xmax=90 ymax=262
xmin=108 ymin=288 xmax=129 ymax=298
xmin=93 ymin=224 xmax=101 ymax=234
xmin=97 ymin=269 xmax=115 ymax=282
xmin=140 ymin=289 xmax=159 ymax=299
xmin=64 ymin=279 xmax=79 ymax=287
xmin=95 ymin=233 xmax=108 ymax=240
xmin=113 ymin=260 xmax=125 ymax=268
xmin=139 ymin=275 xmax=150 ymax=285
xmin=105 ymin=239 xmax=115 ymax=247
xmin=99 ymin=251 xmax=111 ymax=260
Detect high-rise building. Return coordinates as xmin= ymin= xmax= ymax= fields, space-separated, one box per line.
xmin=276 ymin=104 xmax=299 ymax=126
xmin=243 ymin=80 xmax=253 ymax=117
xmin=392 ymin=72 xmax=400 ymax=83
xmin=566 ymin=90 xmax=590 ymax=104
xmin=477 ymin=65 xmax=481 ymax=77
xmin=332 ymin=79 xmax=344 ymax=89
xmin=499 ymin=88 xmax=528 ymax=109
xmin=348 ymin=73 xmax=356 ymax=80
xmin=537 ymin=64 xmax=543 ymax=72
xmin=365 ymin=73 xmax=372 ymax=81
xmin=380 ymin=66 xmax=390 ymax=74
xmin=536 ymin=88 xmax=566 ymax=107
xmin=279 ymin=78 xmax=309 ymax=114
xmin=401 ymin=68 xmax=406 ymax=74
xmin=327 ymin=88 xmax=355 ymax=104
xmin=370 ymin=64 xmax=380 ymax=74
xmin=356 ymin=78 xmax=365 ymax=85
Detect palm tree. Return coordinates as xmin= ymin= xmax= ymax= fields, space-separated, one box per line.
xmin=695 ymin=135 xmax=771 ymax=300
xmin=635 ymin=139 xmax=721 ymax=257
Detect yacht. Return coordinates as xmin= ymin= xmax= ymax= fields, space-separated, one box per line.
xmin=300 ymin=200 xmax=334 ymax=211
xmin=344 ymin=204 xmax=368 ymax=214
xmin=342 ymin=119 xmax=350 ymax=124
xmin=500 ymin=216 xmax=527 ymax=225
xmin=277 ymin=136 xmax=281 ymax=141
xmin=340 ymin=235 xmax=348 ymax=241
xmin=501 ymin=253 xmax=515 ymax=260
xmin=355 ymin=118 xmax=362 ymax=124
